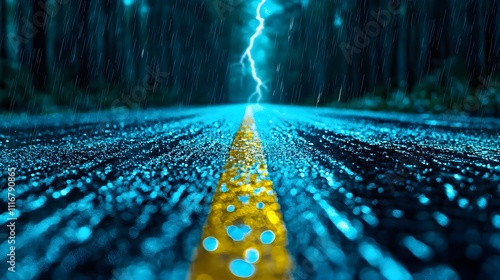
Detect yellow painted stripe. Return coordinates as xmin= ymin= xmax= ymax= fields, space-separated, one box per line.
xmin=190 ymin=106 xmax=292 ymax=280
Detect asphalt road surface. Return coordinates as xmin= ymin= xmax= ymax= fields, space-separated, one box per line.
xmin=0 ymin=104 xmax=499 ymax=280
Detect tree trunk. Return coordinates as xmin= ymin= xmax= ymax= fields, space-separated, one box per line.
xmin=465 ymin=0 xmax=482 ymax=85
xmin=484 ymin=0 xmax=499 ymax=74
xmin=396 ymin=0 xmax=408 ymax=88
xmin=103 ymin=0 xmax=119 ymax=84
xmin=1 ymin=0 xmax=6 ymax=86
xmin=77 ymin=0 xmax=91 ymax=87
xmin=1 ymin=0 xmax=6 ymax=60
xmin=32 ymin=0 xmax=48 ymax=90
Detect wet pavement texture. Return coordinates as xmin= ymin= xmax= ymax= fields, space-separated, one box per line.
xmin=0 ymin=104 xmax=499 ymax=280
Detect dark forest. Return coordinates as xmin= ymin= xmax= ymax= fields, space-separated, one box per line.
xmin=1 ymin=1 xmax=500 ymax=280
xmin=0 ymin=0 xmax=499 ymax=116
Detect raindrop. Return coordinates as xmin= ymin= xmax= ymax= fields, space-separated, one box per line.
xmin=392 ymin=209 xmax=404 ymax=218
xmin=229 ymin=259 xmax=255 ymax=278
xmin=239 ymin=195 xmax=249 ymax=204
xmin=260 ymin=230 xmax=275 ymax=244
xmin=477 ymin=197 xmax=487 ymax=209
xmin=244 ymin=248 xmax=260 ymax=263
xmin=433 ymin=211 xmax=450 ymax=227
xmin=227 ymin=225 xmax=251 ymax=241
xmin=491 ymin=214 xmax=500 ymax=228
xmin=203 ymin=237 xmax=218 ymax=252
xmin=76 ymin=227 xmax=92 ymax=243
xmin=402 ymin=236 xmax=434 ymax=261
xmin=444 ymin=183 xmax=457 ymax=201
xmin=418 ymin=194 xmax=430 ymax=205
xmin=458 ymin=198 xmax=469 ymax=208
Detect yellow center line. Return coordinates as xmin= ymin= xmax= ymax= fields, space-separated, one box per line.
xmin=190 ymin=106 xmax=292 ymax=280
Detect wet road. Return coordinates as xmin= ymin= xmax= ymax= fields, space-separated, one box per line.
xmin=0 ymin=104 xmax=499 ymax=280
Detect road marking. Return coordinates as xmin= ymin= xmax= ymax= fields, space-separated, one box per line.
xmin=190 ymin=106 xmax=292 ymax=279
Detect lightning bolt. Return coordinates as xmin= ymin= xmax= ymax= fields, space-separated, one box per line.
xmin=240 ymin=0 xmax=267 ymax=103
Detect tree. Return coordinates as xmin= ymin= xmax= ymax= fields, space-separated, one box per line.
xmin=76 ymin=0 xmax=91 ymax=87
xmin=1 ymin=0 xmax=6 ymax=86
xmin=103 ymin=0 xmax=119 ymax=84
xmin=484 ymin=0 xmax=499 ymax=74
xmin=31 ymin=0 xmax=48 ymax=90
